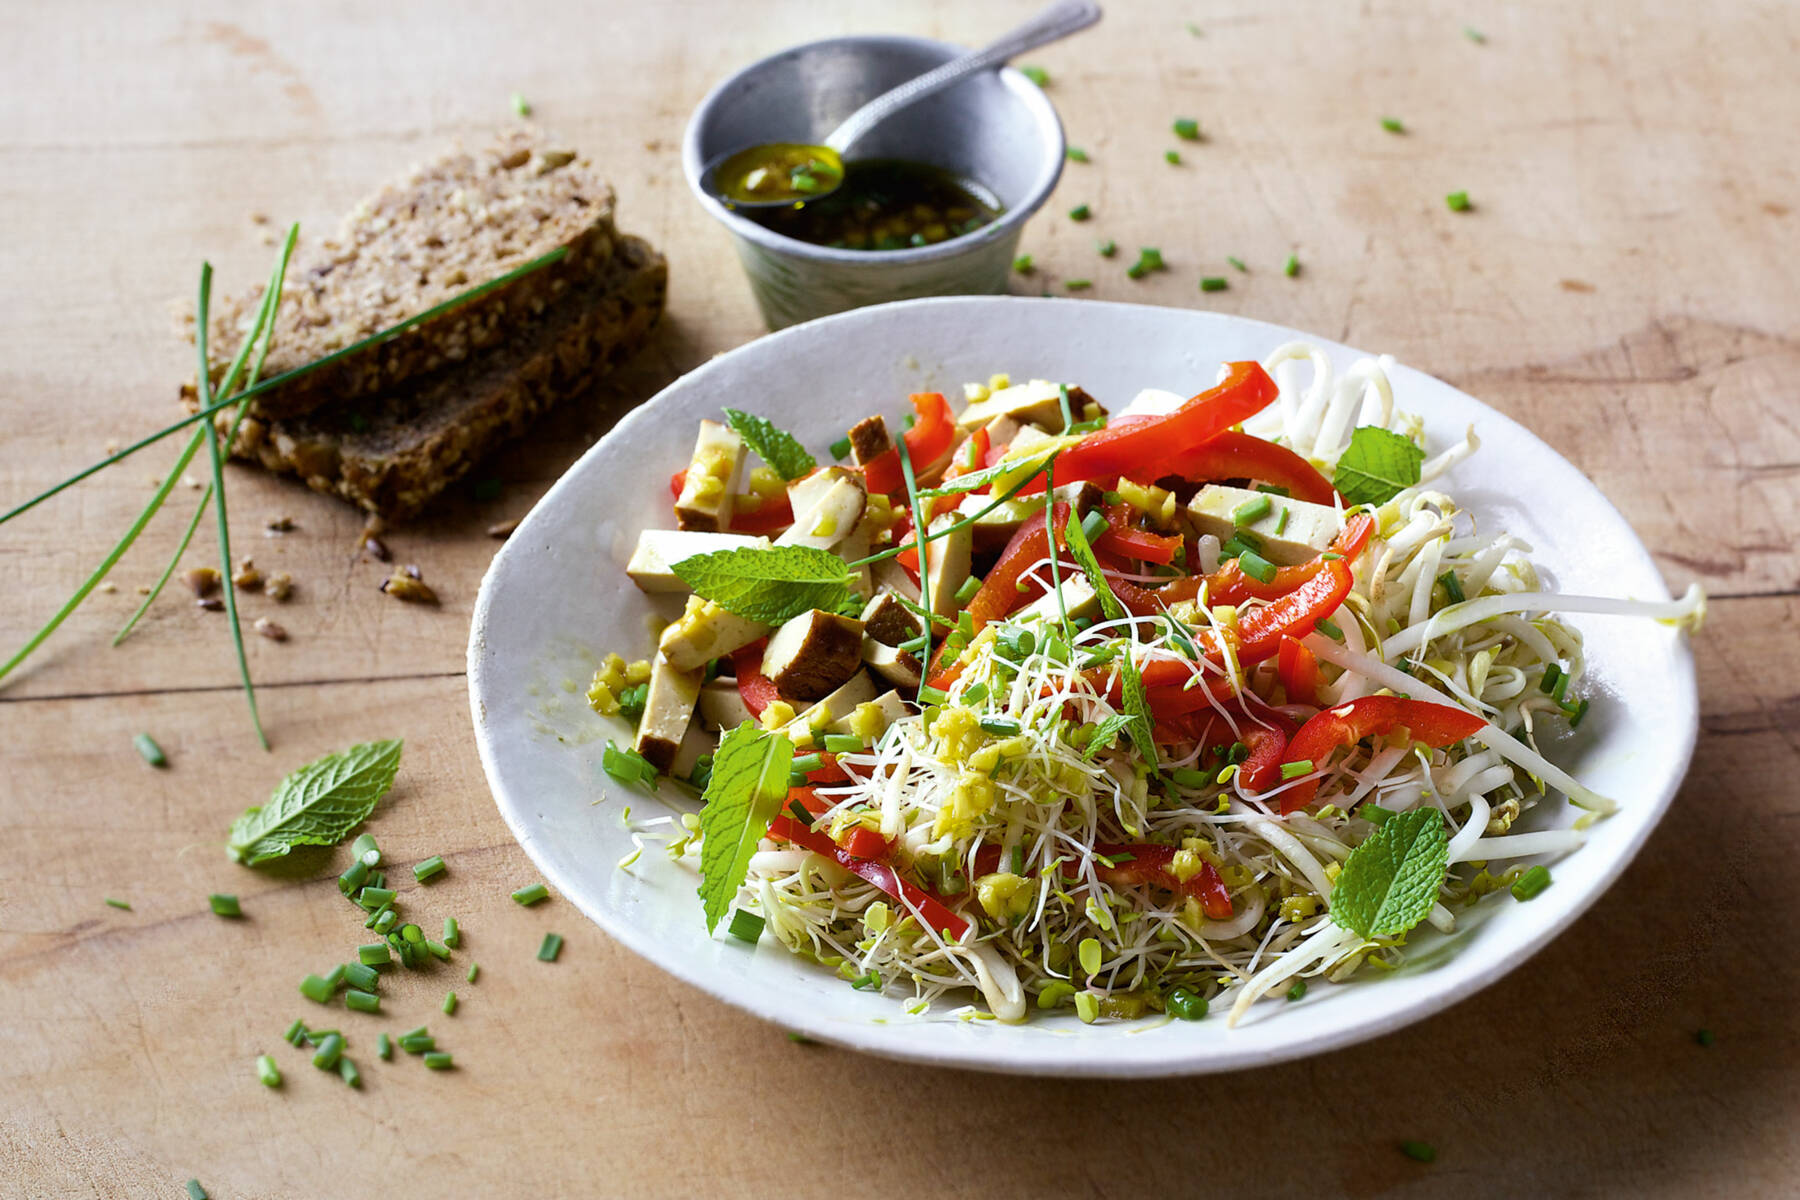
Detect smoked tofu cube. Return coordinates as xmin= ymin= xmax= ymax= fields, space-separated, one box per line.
xmin=778 ymin=468 xmax=866 ymax=551
xmin=956 ymin=379 xmax=1068 ymax=432
xmin=1012 ymin=577 xmax=1101 ymax=626
xmin=863 ymin=639 xmax=922 ymax=689
xmin=782 ymin=672 xmax=880 ymax=746
xmin=871 ymin=556 xmax=921 ymax=604
xmin=847 ymin=415 xmax=893 ymax=465
xmin=827 ymin=689 xmax=910 ymax=740
xmin=924 ymin=514 xmax=972 ymax=621
xmin=761 ymin=609 xmax=865 ymax=701
xmin=633 ymin=654 xmax=704 ymax=772
xmin=625 ymin=530 xmax=769 ymax=593
xmin=697 ymin=678 xmax=756 ymax=731
xmin=658 ymin=594 xmax=768 ymax=672
xmin=1186 ymin=485 xmax=1342 ymax=565
xmin=674 ymin=420 xmax=745 ymax=532
xmin=860 ymin=592 xmax=921 ymax=647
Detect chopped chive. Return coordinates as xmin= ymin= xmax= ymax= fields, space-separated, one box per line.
xmin=345 ymin=989 xmax=380 ymax=1014
xmin=377 ymin=1032 xmax=392 ymax=1060
xmin=355 ymin=944 xmax=389 ymax=969
xmin=466 ymin=962 xmax=480 ymax=983
xmin=400 ymin=1024 xmax=429 ymax=1040
xmin=425 ymin=939 xmax=451 ymax=961
xmin=1401 ymin=1140 xmax=1437 ymax=1163
xmin=1227 ymin=256 xmax=1248 ymax=272
xmin=1164 ymin=149 xmax=1181 ymax=165
xmin=1066 ymin=146 xmax=1090 ymax=162
xmin=104 ymin=897 xmax=132 ymax=910
xmin=1273 ymin=506 xmax=1290 ymax=535
xmin=1463 ymin=25 xmax=1486 ymax=43
xmin=1566 ymin=697 xmax=1591 ymax=728
xmin=1446 ymin=190 xmax=1471 ymax=212
xmin=962 ymin=682 xmax=990 ymax=704
xmin=373 ymin=908 xmax=398 ymax=935
xmin=1237 ymin=551 xmax=1278 ymax=584
xmin=208 ymin=893 xmax=241 ymax=918
xmin=283 ymin=1018 xmax=306 ymax=1044
xmin=356 ymin=886 xmax=396 ymax=911
xmin=829 ymin=436 xmax=851 ymax=461
xmin=1097 ymin=239 xmax=1117 ymax=257
xmin=1021 ymin=65 xmax=1049 ymax=86
xmin=511 ymin=91 xmax=532 ymax=116
xmin=1286 ymin=979 xmax=1308 ymax=1001
xmin=978 ymin=715 xmax=1022 ymax=736
xmin=1552 ymin=671 xmax=1569 ymax=704
xmin=133 ymin=733 xmax=167 ymax=767
xmin=823 ymin=733 xmax=863 ymax=754
xmin=1010 ymin=845 xmax=1025 ymax=875
xmin=789 ymin=752 xmax=822 ymax=774
xmin=304 ymin=1027 xmax=339 ymax=1044
xmin=423 ymin=1051 xmax=454 ymax=1070
xmin=1137 ymin=247 xmax=1163 ymax=271
xmin=442 ymin=991 xmax=458 ymax=1015
xmin=954 ymin=575 xmax=982 ymax=604
xmin=1381 ymin=116 xmax=1405 ymax=133
xmin=443 ymin=916 xmax=460 ymax=949
xmin=1173 ymin=117 xmax=1201 ymax=140
xmin=351 ymin=832 xmax=380 ymax=866
xmin=1068 ymin=203 xmax=1091 ymax=221
xmin=1539 ymin=663 xmax=1562 ymax=694
xmin=1510 ymin=864 xmax=1552 ymax=901
xmin=1064 ymin=278 xmax=1092 ymax=291
xmin=1012 ymin=254 xmax=1034 ymax=274
xmin=786 ymin=1031 xmax=814 ymax=1044
xmin=1231 ymin=494 xmax=1272 ymax=525
xmin=1284 ymin=253 xmax=1300 ymax=277
xmin=916 ymin=684 xmax=949 ymax=706
xmin=1168 ymin=767 xmax=1210 ymax=788
xmin=897 ymin=634 xmax=929 ymax=654
xmin=537 ymin=932 xmax=565 ymax=962
xmin=337 ymin=1056 xmax=361 ymax=1088
xmin=1280 ymin=759 xmax=1315 ymax=780
xmin=310 ymin=1032 xmax=344 ymax=1070
xmin=727 ymin=909 xmax=765 ymax=943
xmin=338 ymin=859 xmax=370 ymax=895
xmin=1438 ymin=569 xmax=1466 ymax=604
xmin=1315 ymin=616 xmax=1343 ymax=640
xmin=412 ymin=855 xmax=447 ymax=883
xmin=367 ymin=871 xmax=385 ymax=891
xmin=256 ymin=1053 xmax=281 ymax=1087
xmin=1185 ymin=20 xmax=1202 ymax=35
xmin=511 ymin=882 xmax=549 ymax=906
xmin=1362 ymin=803 xmax=1396 ymax=825
xmin=323 ymin=964 xmax=347 ymax=991
xmin=786 ymin=798 xmax=811 ymax=824
xmin=1199 ymin=276 xmax=1228 ymax=293
xmin=399 ymin=1034 xmax=434 ymax=1055
xmin=186 ymin=1181 xmax=209 ymax=1200
xmin=400 ymin=922 xmax=424 ymax=945
xmin=342 ymin=962 xmax=379 ymax=992
xmin=1079 ymin=509 xmax=1107 ymax=543
xmin=1695 ymin=1028 xmax=1716 ymax=1047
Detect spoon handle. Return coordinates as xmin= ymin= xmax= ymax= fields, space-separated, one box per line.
xmin=824 ymin=0 xmax=1102 ymax=155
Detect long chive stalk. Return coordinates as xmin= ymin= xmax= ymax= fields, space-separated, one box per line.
xmin=193 ymin=263 xmax=267 ymax=747
xmin=1 ymin=245 xmax=569 ymax=528
xmin=114 ymin=225 xmax=297 ymax=646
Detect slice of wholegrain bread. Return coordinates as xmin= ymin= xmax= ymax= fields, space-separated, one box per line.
xmin=190 ymin=131 xmax=617 ymax=421
xmin=227 ymin=235 xmax=667 ymax=519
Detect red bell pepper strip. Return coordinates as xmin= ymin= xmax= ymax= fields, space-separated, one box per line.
xmin=1276 ymin=635 xmax=1321 ymax=706
xmin=669 ymin=469 xmax=687 ymax=499
xmin=1132 ymin=430 xmax=1338 ymax=504
xmin=1278 ymin=695 xmax=1487 ymax=814
xmin=963 ymin=502 xmax=1071 ymax=631
xmin=731 ymin=640 xmax=779 ymax=718
xmin=1232 ymin=558 xmax=1354 ymax=665
xmin=767 ymin=814 xmax=969 ymax=938
xmin=1094 ymin=504 xmax=1182 ymax=565
xmin=927 ymin=427 xmax=992 ymax=520
xmin=726 ymin=493 xmax=795 ymax=536
xmin=839 ymin=826 xmax=891 ymax=862
xmin=1158 ymin=512 xmax=1375 ymax=609
xmin=1015 ymin=361 xmax=1279 ymax=494
xmin=862 ymin=393 xmax=958 ymax=495
xmin=1089 ymin=843 xmax=1233 ymax=921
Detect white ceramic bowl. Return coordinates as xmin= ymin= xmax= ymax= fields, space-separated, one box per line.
xmin=467 ymin=296 xmax=1697 ymax=1077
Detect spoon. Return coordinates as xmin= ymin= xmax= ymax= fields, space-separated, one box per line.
xmin=703 ymin=0 xmax=1102 ymax=208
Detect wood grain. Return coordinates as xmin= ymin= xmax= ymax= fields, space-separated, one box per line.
xmin=2 ymin=1 xmax=1796 ymax=1196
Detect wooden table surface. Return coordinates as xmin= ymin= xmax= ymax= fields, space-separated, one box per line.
xmin=4 ymin=1 xmax=1797 ymax=1195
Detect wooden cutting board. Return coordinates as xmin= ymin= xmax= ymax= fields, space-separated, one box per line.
xmin=2 ymin=1 xmax=1795 ymax=1195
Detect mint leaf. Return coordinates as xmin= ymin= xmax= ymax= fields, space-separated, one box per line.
xmin=697 ymin=723 xmax=794 ymax=933
xmin=1329 ymin=807 xmax=1448 ymax=938
xmin=1118 ymin=654 xmax=1158 ymax=771
xmin=724 ymin=408 xmax=815 ymax=481
xmin=1082 ymin=712 xmax=1134 ymax=759
xmin=1333 ymin=426 xmax=1425 ymax=506
xmin=227 ymin=740 xmax=403 ymax=865
xmin=1062 ymin=510 xmax=1127 ymax=623
xmin=672 ymin=545 xmax=853 ymax=624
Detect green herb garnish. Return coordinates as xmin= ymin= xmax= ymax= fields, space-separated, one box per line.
xmin=1284 ymin=253 xmax=1300 ymax=277
xmin=1446 ymin=190 xmax=1472 ymax=212
xmin=1066 ymin=147 xmax=1090 ymax=162
xmin=672 ymin=544 xmax=854 ymax=623
xmin=226 ymin=740 xmax=402 ymax=866
xmin=1097 ymin=239 xmax=1117 ymax=257
xmin=1012 ymin=254 xmax=1034 ymax=274
xmin=1164 ymin=149 xmax=1182 ymax=165
xmin=1510 ymin=864 xmax=1552 ymax=901
xmin=1064 ymin=278 xmax=1092 ymax=291
xmin=1068 ymin=203 xmax=1091 ymax=221
xmin=511 ymin=92 xmax=532 ymax=116
xmin=1381 ymin=116 xmax=1405 ymax=133
xmin=1173 ymin=117 xmax=1201 ymax=140
xmin=1333 ymin=426 xmax=1425 ymax=506
xmin=1330 ymin=807 xmax=1448 ymax=938
xmin=697 ymin=724 xmax=794 ymax=935
xmin=1200 ymin=276 xmax=1228 ymax=293
xmin=133 ymin=733 xmax=167 ymax=767
xmin=723 ymin=408 xmax=816 ymax=480
xmin=1021 ymin=65 xmax=1049 ymax=86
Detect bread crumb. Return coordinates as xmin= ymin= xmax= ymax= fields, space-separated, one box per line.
xmin=254 ymin=617 xmax=288 ymax=642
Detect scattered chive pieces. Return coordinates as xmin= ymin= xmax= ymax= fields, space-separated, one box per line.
xmin=1381 ymin=116 xmax=1405 ymax=133
xmin=345 ymin=989 xmax=380 ymax=1014
xmin=1227 ymin=256 xmax=1248 ymax=272
xmin=442 ymin=991 xmax=458 ymax=1016
xmin=304 ymin=1027 xmax=339 ymax=1044
xmin=1097 ymin=239 xmax=1117 ymax=257
xmin=443 ymin=916 xmax=461 ymax=949
xmin=343 ymin=962 xmax=379 ymax=992
xmin=511 ymin=91 xmax=532 ymax=116
xmin=337 ymin=1056 xmax=361 ymax=1088
xmin=1200 ymin=276 xmax=1229 ymax=293
xmin=1164 ymin=149 xmax=1181 ymax=165
xmin=1567 ymin=697 xmax=1591 ymax=728
xmin=357 ymin=943 xmax=390 ymax=966
xmin=1695 ymin=1028 xmax=1716 ymax=1047
xmin=511 ymin=882 xmax=549 ymax=906
xmin=425 ymin=939 xmax=452 ymax=961
xmin=373 ymin=909 xmax=398 ymax=935
xmin=787 ymin=1031 xmax=814 ymax=1044
xmin=104 ymin=897 xmax=131 ymax=910
xmin=829 ymin=435 xmax=852 ymax=461
xmin=1020 ymin=65 xmax=1049 ymax=86
xmin=1446 ymin=190 xmax=1471 ymax=212
xmin=1401 ymin=1140 xmax=1437 ymax=1164
xmin=133 ymin=733 xmax=167 ymax=767
xmin=466 ymin=962 xmax=480 ymax=983
xmin=1064 ymin=278 xmax=1092 ymax=291
xmin=728 ymin=908 xmax=766 ymax=943
xmin=208 ymin=893 xmax=241 ymax=918
xmin=954 ymin=575 xmax=981 ymax=604
xmin=255 ymin=1052 xmax=282 ymax=1087
xmin=1463 ymin=25 xmax=1486 ymax=43
xmin=1173 ymin=117 xmax=1201 ymax=140
xmin=423 ymin=1051 xmax=454 ymax=1070
xmin=377 ymin=1032 xmax=393 ymax=1060
xmin=823 ymin=733 xmax=863 ymax=754
xmin=323 ymin=964 xmax=347 ymax=992
xmin=1012 ymin=254 xmax=1034 ymax=274
xmin=1286 ymin=979 xmax=1308 ymax=1001
xmin=1068 ymin=203 xmax=1091 ymax=221
xmin=1539 ymin=663 xmax=1563 ymax=694
xmin=351 ymin=833 xmax=380 ymax=866
xmin=401 ymin=1024 xmax=429 ymax=1041
xmin=1066 ymin=146 xmax=1089 ymax=162
xmin=356 ymin=886 xmax=396 ymax=911
xmin=1232 ymin=494 xmax=1272 ymax=525
xmin=412 ymin=855 xmax=447 ymax=883
xmin=338 ymin=859 xmax=370 ymax=895
xmin=789 ymin=752 xmax=822 ymax=774
xmin=1273 ymin=506 xmax=1290 ymax=535
xmin=1185 ymin=21 xmax=1202 ymax=36
xmin=186 ymin=1181 xmax=208 ymax=1200
xmin=1080 ymin=509 xmax=1107 ymax=543
xmin=1510 ymin=864 xmax=1552 ymax=901
xmin=283 ymin=1018 xmax=306 ymax=1044
xmin=399 ymin=1034 xmax=434 ymax=1055
xmin=1284 ymin=253 xmax=1300 ymax=277
xmin=310 ymin=1032 xmax=344 ymax=1070
xmin=916 ymin=684 xmax=949 ymax=706
xmin=537 ymin=932 xmax=565 ymax=962
xmin=1438 ymin=569 xmax=1466 ymax=604
xmin=1238 ymin=551 xmax=1278 ymax=584
xmin=397 ymin=923 xmax=423 ymax=946
xmin=1280 ymin=759 xmax=1315 ymax=780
